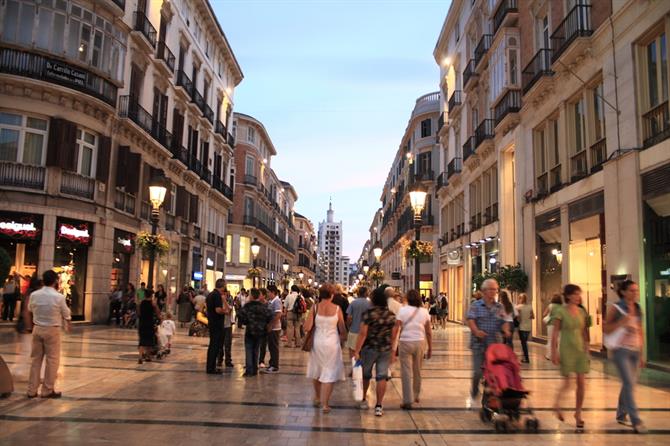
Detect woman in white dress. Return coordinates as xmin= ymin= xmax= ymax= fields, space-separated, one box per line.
xmin=304 ymin=283 xmax=346 ymax=413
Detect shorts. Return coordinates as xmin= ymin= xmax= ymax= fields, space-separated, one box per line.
xmin=346 ymin=331 xmax=360 ymax=351
xmin=361 ymin=347 xmax=391 ymax=381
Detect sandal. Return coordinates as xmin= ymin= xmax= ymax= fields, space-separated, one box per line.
xmin=322 ymin=406 xmax=331 ymax=414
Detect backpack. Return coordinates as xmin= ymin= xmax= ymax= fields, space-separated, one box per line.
xmin=293 ymin=295 xmax=307 ymax=315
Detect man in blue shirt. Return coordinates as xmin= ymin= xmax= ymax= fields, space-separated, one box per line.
xmin=467 ymin=278 xmax=510 ymax=408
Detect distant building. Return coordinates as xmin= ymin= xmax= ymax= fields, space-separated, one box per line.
xmin=317 ymin=201 xmax=344 ymax=284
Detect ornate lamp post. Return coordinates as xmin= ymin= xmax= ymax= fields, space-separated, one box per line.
xmin=409 ymin=183 xmax=427 ymax=292
xmin=147 ymin=170 xmax=168 ymax=289
xmin=282 ymin=259 xmax=289 ymax=288
xmin=298 ymin=271 xmax=304 ymax=284
xmin=373 ymin=241 xmax=383 ymax=263
xmin=251 ymin=238 xmax=261 ymax=287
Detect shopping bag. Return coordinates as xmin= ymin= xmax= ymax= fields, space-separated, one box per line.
xmin=351 ymin=358 xmax=364 ymax=402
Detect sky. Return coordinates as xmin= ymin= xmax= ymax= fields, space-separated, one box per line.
xmin=214 ymin=0 xmax=448 ymax=260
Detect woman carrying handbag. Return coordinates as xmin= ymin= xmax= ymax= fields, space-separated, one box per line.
xmin=603 ymin=280 xmax=646 ymax=434
xmin=303 ymin=283 xmax=346 ymax=413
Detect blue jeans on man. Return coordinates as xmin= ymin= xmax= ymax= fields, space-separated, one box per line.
xmin=613 ymin=348 xmax=641 ymax=426
xmin=245 ymin=333 xmax=263 ymax=375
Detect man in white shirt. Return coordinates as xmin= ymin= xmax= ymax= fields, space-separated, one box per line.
xmin=283 ymin=285 xmax=302 ymax=348
xmin=27 ymin=270 xmax=71 ymax=398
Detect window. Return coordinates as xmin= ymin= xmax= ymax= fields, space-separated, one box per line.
xmin=591 ymin=82 xmax=606 ymax=142
xmin=247 ymin=126 xmax=256 ymax=143
xmin=245 ymin=155 xmax=255 ymax=176
xmin=0 ymin=112 xmax=48 ymax=165
xmin=225 ymin=234 xmax=232 ymax=263
xmin=420 ymin=119 xmax=432 ymax=138
xmin=75 ymin=128 xmax=97 ymax=177
xmin=239 ymin=236 xmax=251 ymax=264
xmin=168 ymin=184 xmax=176 ymax=214
xmin=638 ymin=31 xmax=669 ymax=145
xmin=534 ymin=117 xmax=561 ymax=193
xmin=538 ymin=15 xmax=550 ymax=49
xmin=568 ymin=97 xmax=587 ymax=155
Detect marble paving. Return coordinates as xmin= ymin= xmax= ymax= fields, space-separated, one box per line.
xmin=1 ymin=323 xmax=669 ymax=445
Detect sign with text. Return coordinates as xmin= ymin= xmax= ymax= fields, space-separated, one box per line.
xmin=45 ymin=59 xmax=87 ymax=88
xmin=114 ymin=229 xmax=135 ymax=254
xmin=0 ymin=212 xmax=42 ymax=241
xmin=56 ymin=218 xmax=93 ymax=246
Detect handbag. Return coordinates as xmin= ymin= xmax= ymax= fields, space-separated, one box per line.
xmin=301 ymin=304 xmax=318 ymax=352
xmin=603 ymin=304 xmax=628 ymax=350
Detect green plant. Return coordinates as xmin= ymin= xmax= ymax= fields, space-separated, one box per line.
xmin=247 ymin=267 xmax=261 ymax=279
xmin=136 ymin=231 xmax=169 ymax=257
xmin=472 ymin=271 xmax=500 ymax=292
xmin=405 ymin=240 xmax=433 ymax=260
xmin=369 ymin=269 xmax=385 ymax=282
xmin=499 ymin=263 xmax=529 ymax=294
xmin=0 ymin=247 xmax=10 ymax=284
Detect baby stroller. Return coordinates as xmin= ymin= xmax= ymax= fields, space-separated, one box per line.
xmin=479 ymin=343 xmax=539 ymax=433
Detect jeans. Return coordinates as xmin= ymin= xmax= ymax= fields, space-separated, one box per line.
xmin=2 ymin=294 xmax=16 ymax=321
xmin=217 ymin=326 xmax=233 ymax=365
xmin=471 ymin=348 xmax=486 ymax=398
xmin=519 ymin=330 xmax=530 ymax=361
xmin=399 ymin=341 xmax=424 ymax=405
xmin=361 ymin=347 xmax=391 ymax=380
xmin=207 ymin=326 xmax=223 ymax=372
xmin=259 ymin=335 xmax=267 ymax=364
xmin=613 ymin=348 xmax=641 ymax=425
xmin=244 ymin=333 xmax=262 ymax=375
xmin=107 ymin=300 xmax=122 ymax=325
xmin=268 ymin=330 xmax=280 ymax=369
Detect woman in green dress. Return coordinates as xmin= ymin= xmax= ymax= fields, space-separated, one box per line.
xmin=551 ymin=284 xmax=590 ymax=429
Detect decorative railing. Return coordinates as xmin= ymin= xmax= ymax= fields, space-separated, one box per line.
xmin=0 ymin=46 xmax=117 ymax=107
xmin=192 ymin=88 xmax=206 ymax=114
xmin=133 ymin=11 xmax=157 ymax=48
xmin=114 ymin=189 xmax=135 ymax=214
xmin=203 ymin=104 xmax=214 ymax=124
xmin=0 ymin=162 xmax=45 ymax=190
xmin=570 ymin=150 xmax=588 ymax=182
xmin=642 ymin=101 xmax=670 ymax=147
xmin=176 ymin=70 xmax=193 ymax=99
xmin=536 ymin=173 xmax=548 ymax=196
xmin=550 ymin=165 xmax=562 ymax=193
xmin=215 ymin=120 xmax=227 ymax=137
xmin=227 ymin=132 xmax=236 ymax=147
xmin=494 ymin=89 xmax=521 ymax=125
xmin=118 ymin=95 xmax=173 ymax=150
xmin=60 ymin=171 xmax=94 ymax=199
xmin=436 ymin=172 xmax=447 ymax=191
xmin=448 ymin=90 xmax=462 ymax=112
xmin=475 ymin=119 xmax=495 ymax=148
xmin=170 ymin=144 xmax=189 ymax=166
xmin=493 ymin=0 xmax=518 ymax=35
xmin=447 ymin=157 xmax=462 ymax=179
xmin=212 ymin=176 xmax=233 ymax=201
xmin=463 ymin=59 xmax=478 ymax=88
xmin=590 ymin=138 xmax=607 ymax=173
xmin=463 ymin=136 xmax=476 ymax=161
xmin=244 ymin=174 xmax=257 ymax=186
xmin=188 ymin=154 xmax=203 ymax=177
xmin=474 ymin=34 xmax=493 ymax=68
xmin=522 ymin=49 xmax=553 ymax=94
xmin=156 ymin=41 xmax=175 ymax=72
xmin=180 ymin=219 xmax=190 ymax=236
xmin=200 ymin=167 xmax=212 ymax=184
xmin=550 ymin=3 xmax=592 ymax=62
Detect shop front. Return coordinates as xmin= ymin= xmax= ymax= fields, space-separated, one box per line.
xmin=535 ymin=209 xmax=562 ymax=337
xmin=642 ymin=164 xmax=670 ymax=367
xmin=0 ymin=211 xmax=42 ymax=293
xmin=111 ymin=229 xmax=135 ymax=291
xmin=54 ymin=217 xmax=93 ymax=321
xmin=441 ymin=249 xmax=465 ymax=323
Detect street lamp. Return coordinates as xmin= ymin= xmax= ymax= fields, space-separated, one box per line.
xmin=357 ymin=273 xmax=364 ymax=281
xmin=282 ymin=260 xmax=289 ymax=274
xmin=298 ymin=271 xmax=304 ymax=283
xmin=308 ymin=278 xmax=313 ymax=286
xmin=409 ymin=183 xmax=428 ymax=292
xmin=251 ymin=238 xmax=261 ymax=287
xmin=147 ymin=170 xmax=168 ymax=289
xmin=373 ymin=240 xmax=383 ymax=262
xmin=362 ymin=260 xmax=370 ymax=275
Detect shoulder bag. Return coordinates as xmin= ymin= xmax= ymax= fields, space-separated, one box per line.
xmin=301 ymin=304 xmax=318 ymax=352
xmin=603 ymin=304 xmax=628 ymax=350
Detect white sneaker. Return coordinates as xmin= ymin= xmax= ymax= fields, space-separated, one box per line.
xmin=358 ymin=400 xmax=369 ymax=410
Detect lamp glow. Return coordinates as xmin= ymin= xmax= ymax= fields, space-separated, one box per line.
xmin=250 ymin=238 xmax=261 ymax=258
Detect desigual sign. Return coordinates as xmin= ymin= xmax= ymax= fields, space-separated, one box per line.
xmin=56 ymin=218 xmax=93 ymax=246
xmin=0 ymin=212 xmax=43 ymax=241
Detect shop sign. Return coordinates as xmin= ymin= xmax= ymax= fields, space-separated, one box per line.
xmin=114 ymin=229 xmax=135 ymax=254
xmin=57 ymin=219 xmax=92 ymax=245
xmin=225 ymin=275 xmax=246 ymax=281
xmin=192 ymin=271 xmax=203 ymax=280
xmin=0 ymin=213 xmax=42 ymax=240
xmin=206 ymin=257 xmax=214 ymax=267
xmin=45 ymin=59 xmax=87 ymax=87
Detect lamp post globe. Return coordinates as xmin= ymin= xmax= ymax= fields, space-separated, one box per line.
xmin=308 ymin=278 xmax=313 ymax=285
xmin=282 ymin=260 xmax=289 ymax=273
xmin=409 ymin=183 xmax=428 ymax=292
xmin=298 ymin=271 xmax=304 ymax=283
xmin=373 ymin=241 xmax=383 ymax=262
xmin=362 ymin=260 xmax=370 ymax=275
xmin=357 ymin=273 xmax=364 ymax=281
xmin=250 ymin=238 xmax=261 ymax=286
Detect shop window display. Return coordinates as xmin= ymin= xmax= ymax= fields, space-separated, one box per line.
xmin=54 ymin=218 xmax=92 ymax=320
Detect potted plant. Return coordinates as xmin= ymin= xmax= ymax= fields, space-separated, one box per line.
xmin=136 ymin=231 xmax=170 ymax=258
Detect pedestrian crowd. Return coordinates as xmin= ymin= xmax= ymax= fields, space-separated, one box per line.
xmin=2 ymin=270 xmax=648 ymax=433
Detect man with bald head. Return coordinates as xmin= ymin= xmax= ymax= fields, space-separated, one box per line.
xmin=466 ymin=278 xmax=510 ymax=408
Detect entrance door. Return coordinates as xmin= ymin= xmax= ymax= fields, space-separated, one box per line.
xmin=569 ymin=236 xmax=603 ymax=346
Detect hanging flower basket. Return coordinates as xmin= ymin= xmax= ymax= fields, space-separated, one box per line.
xmin=369 ymin=269 xmax=385 ymax=282
xmin=136 ymin=231 xmax=170 ymax=257
xmin=247 ymin=267 xmax=261 ymax=279
xmin=405 ymin=240 xmax=433 ymax=261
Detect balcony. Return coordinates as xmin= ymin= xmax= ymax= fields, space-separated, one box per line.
xmin=493 ymin=0 xmax=518 ymax=35
xmin=590 ymin=138 xmax=607 ymax=173
xmin=474 ymin=34 xmax=493 ymax=69
xmin=570 ymin=150 xmax=588 ymax=182
xmin=0 ymin=162 xmax=45 ymax=190
xmin=436 ymin=172 xmax=447 ymax=191
xmin=118 ymin=95 xmax=173 ymax=150
xmin=642 ymin=101 xmax=670 ymax=148
xmin=550 ymin=3 xmax=592 ymax=63
xmin=215 ymin=120 xmax=227 ymax=138
xmin=0 ymin=46 xmax=117 ymax=107
xmin=170 ymin=144 xmax=189 ymax=166
xmin=156 ymin=41 xmax=175 ymax=73
xmin=176 ymin=70 xmax=193 ymax=99
xmin=448 ymin=90 xmax=462 ymax=113
xmin=463 ymin=59 xmax=478 ymax=90
xmin=188 ymin=154 xmax=203 ymax=177
xmin=522 ymin=49 xmax=553 ymax=94
xmin=227 ymin=132 xmax=236 ymax=147
xmin=60 ymin=171 xmax=94 ymax=199
xmin=191 ymin=88 xmax=205 ymax=114
xmin=109 ymin=0 xmax=125 ymax=11
xmin=463 ymin=136 xmax=476 ymax=162
xmin=549 ymin=165 xmax=563 ymax=193
xmin=414 ymin=170 xmax=434 ymax=182
xmin=212 ymin=176 xmax=233 ymax=201
xmin=133 ymin=11 xmax=157 ymax=49
xmin=200 ymin=167 xmax=212 ymax=184
xmin=244 ymin=174 xmax=257 ymax=186
xmin=536 ymin=173 xmax=548 ymax=196
xmin=493 ymin=89 xmax=521 ymax=126
xmin=474 ymin=119 xmax=495 ymax=149
xmin=447 ymin=157 xmax=463 ymax=179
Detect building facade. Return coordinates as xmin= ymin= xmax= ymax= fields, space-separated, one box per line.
xmin=376 ymin=92 xmax=441 ymax=297
xmin=433 ymin=0 xmax=670 ymax=367
xmin=293 ymin=212 xmax=318 ymax=285
xmin=225 ymin=113 xmax=298 ymax=294
xmin=0 ymin=0 xmax=241 ymax=322
xmin=317 ymin=202 xmax=344 ymax=284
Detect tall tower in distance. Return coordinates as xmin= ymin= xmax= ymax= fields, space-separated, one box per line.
xmin=317 ymin=199 xmax=344 ymax=284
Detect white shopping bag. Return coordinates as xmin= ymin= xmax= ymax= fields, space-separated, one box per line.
xmin=352 ymin=358 xmax=364 ymax=402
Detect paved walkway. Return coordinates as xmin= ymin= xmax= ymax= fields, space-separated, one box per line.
xmin=1 ymin=323 xmax=669 ymax=445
